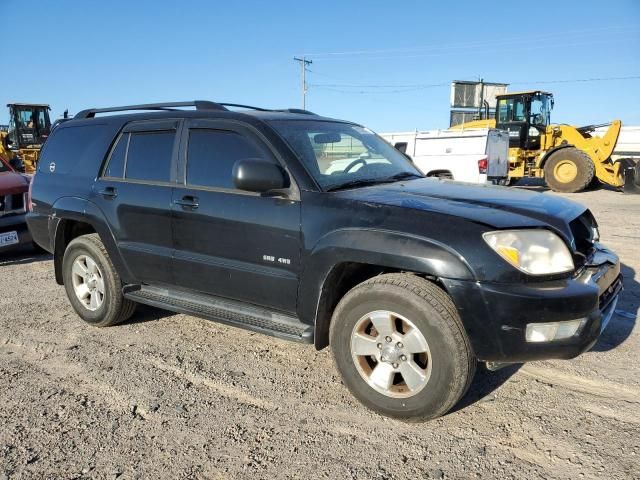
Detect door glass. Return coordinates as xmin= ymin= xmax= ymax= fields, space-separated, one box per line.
xmin=186 ymin=129 xmax=265 ymax=189
xmin=125 ymin=131 xmax=175 ymax=182
xmin=497 ymin=99 xmax=526 ymax=123
xmin=103 ymin=133 xmax=128 ymax=178
xmin=530 ymin=95 xmax=551 ymax=126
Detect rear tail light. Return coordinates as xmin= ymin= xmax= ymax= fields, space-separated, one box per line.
xmin=478 ymin=157 xmax=488 ymax=174
xmin=27 ymin=175 xmax=35 ymax=212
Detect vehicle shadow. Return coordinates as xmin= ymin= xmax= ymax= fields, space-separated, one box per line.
xmin=591 ymin=262 xmax=638 ymax=352
xmin=513 ymin=178 xmax=623 ymax=194
xmin=0 ymin=248 xmax=52 ymax=267
xmin=450 ymin=363 xmax=522 ymax=414
xmin=120 ymin=304 xmax=177 ymax=325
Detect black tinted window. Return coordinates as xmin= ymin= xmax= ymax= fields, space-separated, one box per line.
xmin=125 ymin=131 xmax=175 ymax=182
xmin=103 ymin=133 xmax=128 ymax=178
xmin=187 ymin=129 xmax=263 ymax=189
xmin=38 ymin=124 xmax=113 ymax=175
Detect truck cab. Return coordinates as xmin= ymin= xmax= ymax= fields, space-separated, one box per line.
xmin=494 ymin=90 xmax=553 ymax=150
xmin=4 ymin=103 xmax=52 ymax=174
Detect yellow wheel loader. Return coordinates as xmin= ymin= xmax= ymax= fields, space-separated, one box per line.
xmin=455 ymin=91 xmax=639 ymax=193
xmin=0 ymin=103 xmax=52 ymax=174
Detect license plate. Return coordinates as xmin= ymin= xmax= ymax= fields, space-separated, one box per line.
xmin=0 ymin=231 xmax=19 ymax=247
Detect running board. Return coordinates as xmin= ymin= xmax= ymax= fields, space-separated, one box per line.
xmin=123 ymin=285 xmax=313 ymax=343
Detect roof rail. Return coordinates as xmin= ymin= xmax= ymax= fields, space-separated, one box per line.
xmin=219 ymin=103 xmax=270 ymax=112
xmin=74 ymin=100 xmax=228 ymax=119
xmin=277 ymin=108 xmax=316 ymax=115
xmin=220 ymin=103 xmax=317 ymax=115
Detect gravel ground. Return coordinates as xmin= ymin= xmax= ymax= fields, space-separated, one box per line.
xmin=1 ymin=187 xmax=639 ymax=480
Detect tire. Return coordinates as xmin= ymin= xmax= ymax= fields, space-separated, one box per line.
xmin=329 ymin=273 xmax=476 ymax=421
xmin=544 ymin=147 xmax=595 ymax=193
xmin=62 ymin=233 xmax=136 ymax=327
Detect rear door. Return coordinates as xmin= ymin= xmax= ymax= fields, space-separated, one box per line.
xmin=171 ymin=119 xmax=301 ymax=313
xmin=91 ymin=119 xmax=180 ymax=286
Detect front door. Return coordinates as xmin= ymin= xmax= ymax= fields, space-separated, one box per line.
xmin=496 ymin=97 xmax=528 ymax=149
xmin=171 ymin=119 xmax=301 ymax=314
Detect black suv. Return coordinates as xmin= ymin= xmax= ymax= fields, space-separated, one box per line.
xmin=27 ymin=101 xmax=622 ymax=421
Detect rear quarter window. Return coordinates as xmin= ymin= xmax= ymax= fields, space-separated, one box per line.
xmin=38 ymin=123 xmax=115 ymax=175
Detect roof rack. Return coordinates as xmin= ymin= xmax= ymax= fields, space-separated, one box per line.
xmin=277 ymin=108 xmax=316 ymax=115
xmin=219 ymin=103 xmax=271 ymax=112
xmin=75 ymin=100 xmax=228 ymax=119
xmin=220 ymin=103 xmax=317 ymax=115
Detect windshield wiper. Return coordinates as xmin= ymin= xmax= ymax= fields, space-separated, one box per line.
xmin=325 ymin=178 xmax=384 ymax=192
xmin=325 ymin=172 xmax=423 ymax=192
xmin=382 ymin=172 xmax=423 ymax=182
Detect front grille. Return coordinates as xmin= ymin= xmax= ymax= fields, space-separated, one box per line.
xmin=0 ymin=193 xmax=26 ymax=217
xmin=569 ymin=210 xmax=597 ymax=268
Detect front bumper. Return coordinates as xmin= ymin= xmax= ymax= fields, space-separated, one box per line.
xmin=443 ymin=244 xmax=622 ymax=362
xmin=0 ymin=213 xmax=33 ymax=252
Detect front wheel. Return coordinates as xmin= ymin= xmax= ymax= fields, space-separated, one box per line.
xmin=544 ymin=147 xmax=595 ymax=193
xmin=329 ymin=274 xmax=476 ymax=421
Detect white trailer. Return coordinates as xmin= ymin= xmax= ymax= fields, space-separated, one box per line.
xmin=380 ymin=128 xmax=509 ymax=184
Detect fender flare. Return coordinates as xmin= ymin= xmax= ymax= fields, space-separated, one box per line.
xmin=298 ymin=228 xmax=475 ymax=349
xmin=51 ymin=197 xmax=133 ymax=284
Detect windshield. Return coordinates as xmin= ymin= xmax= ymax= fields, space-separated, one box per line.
xmin=530 ymin=94 xmax=552 ymax=126
xmin=270 ymin=120 xmax=422 ymax=191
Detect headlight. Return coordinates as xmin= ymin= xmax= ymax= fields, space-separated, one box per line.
xmin=483 ymin=229 xmax=574 ymax=275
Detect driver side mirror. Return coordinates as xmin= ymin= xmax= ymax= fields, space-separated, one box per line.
xmin=233 ymin=158 xmax=289 ymax=193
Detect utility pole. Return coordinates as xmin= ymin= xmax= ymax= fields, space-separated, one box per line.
xmin=293 ymin=56 xmax=312 ymax=109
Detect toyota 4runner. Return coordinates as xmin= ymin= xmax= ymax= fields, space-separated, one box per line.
xmin=27 ymin=101 xmax=622 ymax=421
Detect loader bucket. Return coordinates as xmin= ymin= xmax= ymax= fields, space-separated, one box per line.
xmin=621 ymin=158 xmax=640 ymax=194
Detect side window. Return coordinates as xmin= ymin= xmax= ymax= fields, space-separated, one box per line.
xmin=125 ymin=131 xmax=175 ymax=182
xmin=103 ymin=133 xmax=128 ymax=178
xmin=186 ymin=129 xmax=265 ymax=189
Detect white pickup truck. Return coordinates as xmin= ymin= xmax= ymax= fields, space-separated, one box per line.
xmin=380 ymin=128 xmax=509 ymax=184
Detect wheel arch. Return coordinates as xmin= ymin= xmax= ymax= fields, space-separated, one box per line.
xmin=301 ymin=229 xmax=475 ymax=350
xmin=425 ymin=169 xmax=453 ymax=179
xmin=52 ymin=198 xmax=131 ymax=285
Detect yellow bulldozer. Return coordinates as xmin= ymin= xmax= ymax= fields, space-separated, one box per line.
xmin=456 ymin=90 xmax=639 ymax=193
xmin=0 ymin=103 xmax=52 ymax=174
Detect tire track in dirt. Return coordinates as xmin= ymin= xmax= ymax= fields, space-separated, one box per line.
xmin=520 ymin=365 xmax=640 ymax=405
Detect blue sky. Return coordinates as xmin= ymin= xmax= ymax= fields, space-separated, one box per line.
xmin=1 ymin=0 xmax=639 ymax=131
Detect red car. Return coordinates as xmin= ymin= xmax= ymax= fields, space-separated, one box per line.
xmin=0 ymin=156 xmax=32 ymax=252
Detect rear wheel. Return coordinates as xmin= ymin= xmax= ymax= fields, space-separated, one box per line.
xmin=544 ymin=147 xmax=595 ymax=193
xmin=62 ymin=234 xmax=136 ymax=327
xmin=329 ymin=273 xmax=476 ymax=421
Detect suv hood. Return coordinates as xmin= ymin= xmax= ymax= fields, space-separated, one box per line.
xmin=339 ymin=178 xmax=586 ymax=240
xmin=0 ymin=171 xmax=30 ymax=195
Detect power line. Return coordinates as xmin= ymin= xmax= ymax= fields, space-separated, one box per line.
xmin=301 ymin=25 xmax=637 ymax=58
xmin=511 ymin=75 xmax=640 ymax=85
xmin=302 ymin=36 xmax=637 ymax=63
xmin=309 ymin=75 xmax=640 ymax=95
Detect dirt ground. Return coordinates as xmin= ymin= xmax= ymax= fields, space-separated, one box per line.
xmin=1 ymin=186 xmax=639 ymax=480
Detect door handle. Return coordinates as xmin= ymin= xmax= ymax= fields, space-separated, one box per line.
xmin=174 ymin=196 xmax=199 ymax=209
xmin=98 ymin=186 xmax=117 ymax=198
